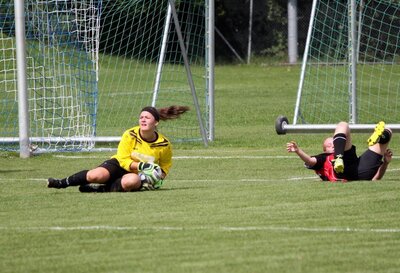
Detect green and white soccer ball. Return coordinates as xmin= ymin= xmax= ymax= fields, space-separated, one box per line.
xmin=140 ymin=166 xmax=163 ymax=189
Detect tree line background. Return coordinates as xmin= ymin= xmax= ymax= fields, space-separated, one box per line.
xmin=215 ymin=0 xmax=313 ymax=63
xmin=0 ymin=0 xmax=313 ymax=63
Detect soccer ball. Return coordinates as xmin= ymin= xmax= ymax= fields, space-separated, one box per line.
xmin=141 ymin=166 xmax=162 ymax=184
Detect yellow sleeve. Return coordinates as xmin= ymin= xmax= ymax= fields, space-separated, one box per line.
xmin=158 ymin=143 xmax=173 ymax=175
xmin=113 ymin=130 xmax=136 ymax=172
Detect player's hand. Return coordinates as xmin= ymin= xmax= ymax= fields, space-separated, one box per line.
xmin=139 ymin=172 xmax=163 ymax=190
xmin=138 ymin=162 xmax=162 ymax=179
xmin=139 ymin=173 xmax=156 ymax=190
xmin=383 ymin=149 xmax=393 ymax=164
xmin=138 ymin=162 xmax=158 ymax=172
xmin=286 ymin=141 xmax=299 ymax=153
xmin=153 ymin=178 xmax=164 ymax=189
xmin=138 ymin=162 xmax=163 ymax=189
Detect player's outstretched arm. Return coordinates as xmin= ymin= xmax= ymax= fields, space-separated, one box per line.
xmin=287 ymin=141 xmax=317 ymax=167
xmin=372 ymin=148 xmax=393 ymax=180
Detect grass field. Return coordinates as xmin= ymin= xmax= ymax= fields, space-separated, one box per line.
xmin=1 ymin=64 xmax=400 ymax=273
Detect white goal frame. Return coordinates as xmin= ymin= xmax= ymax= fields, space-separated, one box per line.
xmin=5 ymin=0 xmax=215 ymax=157
xmin=276 ymin=0 xmax=400 ymax=134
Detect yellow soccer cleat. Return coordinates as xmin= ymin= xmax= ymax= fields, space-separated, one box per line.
xmin=333 ymin=155 xmax=344 ymax=173
xmin=367 ymin=121 xmax=385 ymax=146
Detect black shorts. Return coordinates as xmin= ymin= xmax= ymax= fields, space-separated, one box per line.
xmin=341 ymin=146 xmax=383 ymax=180
xmin=357 ymin=149 xmax=383 ymax=180
xmin=98 ymin=158 xmax=129 ymax=183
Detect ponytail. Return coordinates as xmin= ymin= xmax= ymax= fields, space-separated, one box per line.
xmin=157 ymin=106 xmax=190 ymax=121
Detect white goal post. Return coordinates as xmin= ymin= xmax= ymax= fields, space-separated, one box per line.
xmin=276 ymin=0 xmax=400 ymax=134
xmin=0 ymin=0 xmax=214 ymax=156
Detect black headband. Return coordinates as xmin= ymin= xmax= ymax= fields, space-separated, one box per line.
xmin=141 ymin=106 xmax=160 ymax=121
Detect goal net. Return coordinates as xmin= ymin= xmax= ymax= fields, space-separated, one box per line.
xmin=278 ymin=0 xmax=399 ymax=133
xmin=0 ymin=0 xmax=212 ymax=153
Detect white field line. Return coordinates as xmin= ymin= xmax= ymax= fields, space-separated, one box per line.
xmin=173 ymin=155 xmax=296 ymax=159
xmin=53 ymin=155 xmax=300 ymax=159
xmin=2 ymin=177 xmax=320 ymax=182
xmin=1 ymin=225 xmax=399 ymax=233
xmin=53 ymin=154 xmax=400 ymax=160
xmin=3 ymin=169 xmax=400 ymax=183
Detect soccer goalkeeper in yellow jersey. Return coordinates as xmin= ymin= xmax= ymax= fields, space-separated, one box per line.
xmin=47 ymin=106 xmax=189 ymax=192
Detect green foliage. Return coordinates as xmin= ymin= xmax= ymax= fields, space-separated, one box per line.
xmin=215 ymin=0 xmax=313 ymax=61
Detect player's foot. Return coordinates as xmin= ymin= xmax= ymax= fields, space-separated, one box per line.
xmin=47 ymin=178 xmax=67 ymax=189
xmin=333 ymin=155 xmax=344 ymax=173
xmin=79 ymin=184 xmax=106 ymax=193
xmin=368 ymin=121 xmax=385 ymax=146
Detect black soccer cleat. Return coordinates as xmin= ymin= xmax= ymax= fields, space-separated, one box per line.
xmin=47 ymin=178 xmax=67 ymax=189
xmin=78 ymin=184 xmax=106 ymax=193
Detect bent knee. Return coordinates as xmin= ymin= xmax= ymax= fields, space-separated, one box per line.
xmin=86 ymin=168 xmax=110 ymax=183
xmin=121 ymin=174 xmax=141 ymax=191
xmin=337 ymin=121 xmax=350 ymax=130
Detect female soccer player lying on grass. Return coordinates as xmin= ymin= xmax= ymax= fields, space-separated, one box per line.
xmin=286 ymin=121 xmax=393 ymax=181
xmin=47 ymin=106 xmax=189 ymax=192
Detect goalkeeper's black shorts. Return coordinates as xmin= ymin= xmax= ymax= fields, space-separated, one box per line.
xmin=98 ymin=158 xmax=129 ymax=183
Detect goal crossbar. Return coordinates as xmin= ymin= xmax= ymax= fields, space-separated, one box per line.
xmin=279 ymin=0 xmax=400 ymax=134
xmin=0 ymin=0 xmax=214 ymax=155
xmin=281 ymin=124 xmax=400 ymax=134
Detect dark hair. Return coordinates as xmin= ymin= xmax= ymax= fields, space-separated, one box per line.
xmin=141 ymin=106 xmax=160 ymax=121
xmin=141 ymin=106 xmax=190 ymax=121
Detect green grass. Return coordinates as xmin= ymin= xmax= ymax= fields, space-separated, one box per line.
xmin=1 ymin=64 xmax=400 ymax=273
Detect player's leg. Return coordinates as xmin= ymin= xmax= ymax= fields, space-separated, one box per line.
xmin=367 ymin=121 xmax=387 ymax=146
xmin=78 ymin=159 xmax=130 ymax=192
xmin=333 ymin=121 xmax=352 ymax=173
xmin=86 ymin=167 xmax=111 ymax=183
xmin=47 ymin=159 xmax=115 ymax=189
xmin=78 ymin=183 xmax=107 ymax=193
xmin=357 ymin=125 xmax=392 ymax=180
xmin=47 ymin=169 xmax=90 ymax=189
xmin=47 ymin=167 xmax=110 ymax=189
xmin=357 ymin=149 xmax=386 ymax=180
xmin=368 ymin=128 xmax=392 ymax=155
xmin=108 ymin=173 xmax=141 ymax=192
xmin=368 ymin=122 xmax=392 ymax=152
xmin=77 ymin=167 xmax=111 ymax=193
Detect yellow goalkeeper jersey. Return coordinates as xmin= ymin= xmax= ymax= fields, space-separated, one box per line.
xmin=112 ymin=126 xmax=172 ymax=175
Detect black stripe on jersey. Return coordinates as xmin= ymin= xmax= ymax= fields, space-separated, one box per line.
xmin=150 ymin=139 xmax=169 ymax=148
xmin=129 ymin=130 xmax=142 ymax=144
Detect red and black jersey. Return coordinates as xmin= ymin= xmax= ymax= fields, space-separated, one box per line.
xmin=306 ymin=153 xmax=347 ymax=182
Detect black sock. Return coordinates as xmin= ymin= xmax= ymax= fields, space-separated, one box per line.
xmin=379 ymin=129 xmax=392 ymax=144
xmin=333 ymin=133 xmax=346 ymax=158
xmin=62 ymin=170 xmax=88 ymax=187
xmin=108 ymin=178 xmax=125 ymax=192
